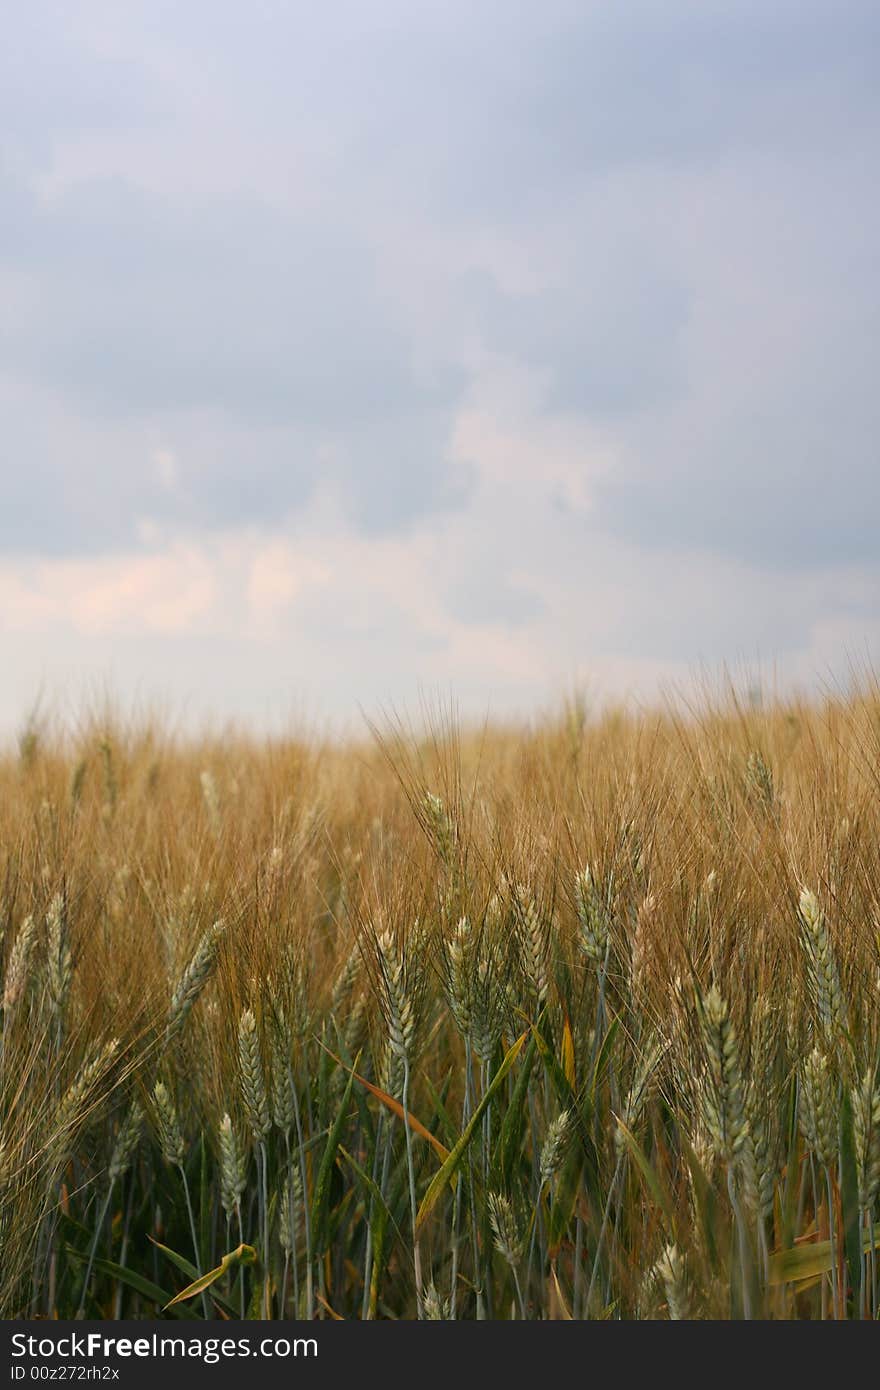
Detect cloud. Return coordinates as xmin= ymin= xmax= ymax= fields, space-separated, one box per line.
xmin=0 ymin=2 xmax=878 ymax=728
xmin=0 ymin=170 xmax=467 ymax=547
xmin=1 ymin=445 xmax=876 ymax=734
xmin=0 ymin=544 xmax=216 ymax=635
xmin=153 ymin=449 xmax=177 ymax=492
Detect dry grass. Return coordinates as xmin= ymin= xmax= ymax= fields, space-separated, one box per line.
xmin=1 ymin=686 xmax=879 ymax=1319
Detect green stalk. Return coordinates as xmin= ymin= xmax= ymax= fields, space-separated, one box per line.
xmin=824 ymin=1165 xmax=839 ymax=1318
xmin=511 ymin=1262 xmax=527 ymax=1320
xmin=585 ymin=1152 xmax=623 ymax=1316
xmin=727 ymin=1165 xmax=753 ymax=1320
xmin=480 ymin=1057 xmax=494 ymax=1317
xmin=283 ymin=1132 xmax=300 ymax=1316
xmin=179 ymin=1166 xmax=210 ymax=1319
xmin=463 ymin=1045 xmax=483 ymax=1319
xmin=402 ymin=1055 xmax=424 ymax=1317
xmin=113 ymin=1182 xmax=135 ymax=1319
xmin=258 ymin=1140 xmax=270 ymax=1318
xmin=448 ymin=1037 xmax=473 ymax=1319
xmin=76 ymin=1181 xmax=114 ymax=1319
xmin=362 ymin=1108 xmax=386 ymax=1320
xmin=236 ymin=1203 xmax=246 ymax=1320
xmin=291 ymin=1061 xmax=314 ymax=1319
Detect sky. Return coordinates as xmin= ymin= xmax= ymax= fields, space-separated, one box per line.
xmin=1 ymin=1 xmax=878 ymax=736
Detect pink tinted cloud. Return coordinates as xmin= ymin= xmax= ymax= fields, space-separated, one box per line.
xmin=0 ymin=545 xmax=216 ymax=635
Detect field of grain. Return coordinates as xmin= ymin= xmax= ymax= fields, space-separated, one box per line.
xmin=1 ymin=691 xmax=879 ymax=1320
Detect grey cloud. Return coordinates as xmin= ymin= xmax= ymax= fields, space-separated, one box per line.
xmin=1 ymin=10 xmax=166 ymax=166
xmin=461 ymin=263 xmax=690 ymax=419
xmin=1 ymin=0 xmax=879 ymax=584
xmin=0 ymin=385 xmax=470 ymax=555
xmin=597 ymin=442 xmax=880 ymax=574
xmin=0 ymin=168 xmax=468 ymax=550
xmin=244 ymin=1 xmax=880 ymax=219
xmin=0 ymin=175 xmax=460 ymax=425
xmin=591 ymin=187 xmax=880 ymax=572
xmin=444 ymin=563 xmax=546 ymax=628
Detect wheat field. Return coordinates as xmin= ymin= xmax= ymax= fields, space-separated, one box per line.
xmin=1 ymin=689 xmax=879 ymax=1320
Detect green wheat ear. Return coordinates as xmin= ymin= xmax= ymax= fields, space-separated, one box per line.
xmin=2 ymin=915 xmax=37 ymax=1015
xmin=238 ymin=1008 xmax=270 ymax=1142
xmin=798 ymin=1048 xmax=837 ymax=1169
xmin=168 ymin=920 xmax=225 ymax=1038
xmin=376 ymin=929 xmax=416 ymax=1063
xmin=539 ymin=1109 xmax=573 ymax=1185
xmin=445 ymin=916 xmax=474 ymax=1039
xmin=615 ymin=1036 xmax=666 ymax=1157
xmin=152 ymin=1080 xmax=185 ymax=1167
xmin=745 ymin=749 xmax=774 ymax=808
xmin=268 ymin=1006 xmax=296 ymax=1134
xmin=218 ymin=1111 xmax=248 ymax=1217
xmin=697 ymin=986 xmax=758 ymax=1209
xmin=798 ymin=888 xmax=847 ymax=1042
xmin=109 ymin=1102 xmax=143 ymax=1183
xmin=513 ymin=885 xmax=550 ymax=1006
xmin=654 ymin=1243 xmax=691 ymax=1320
xmin=488 ymin=1192 xmax=522 ymax=1266
xmin=422 ymin=1281 xmax=451 ymax=1320
xmin=53 ymin=1039 xmax=120 ymax=1156
xmin=45 ymin=892 xmax=72 ymax=1025
xmin=852 ymin=1065 xmax=880 ymax=1210
xmin=575 ymin=865 xmax=611 ymax=966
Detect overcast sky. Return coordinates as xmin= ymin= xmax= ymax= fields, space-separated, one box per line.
xmin=2 ymin=1 xmax=878 ymax=735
